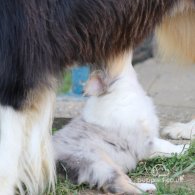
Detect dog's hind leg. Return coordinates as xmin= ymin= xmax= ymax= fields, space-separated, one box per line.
xmin=56 ymin=149 xmax=156 ymax=194
xmin=162 ymin=120 xmax=195 ymax=140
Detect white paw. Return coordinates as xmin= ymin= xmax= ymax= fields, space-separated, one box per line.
xmin=174 ymin=144 xmax=190 ymax=154
xmin=149 ymin=138 xmax=190 ymax=158
xmin=162 ymin=120 xmax=195 ymax=140
xmin=136 ymin=183 xmax=156 ymax=193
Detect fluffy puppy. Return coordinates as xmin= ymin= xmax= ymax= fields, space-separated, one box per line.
xmin=53 ymin=52 xmax=188 ymax=194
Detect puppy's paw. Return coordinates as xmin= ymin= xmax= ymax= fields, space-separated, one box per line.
xmin=135 ymin=183 xmax=156 ymax=194
xmin=174 ymin=144 xmax=190 ymax=155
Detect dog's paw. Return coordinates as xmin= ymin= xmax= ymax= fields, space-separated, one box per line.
xmin=162 ymin=120 xmax=195 ymax=140
xmin=136 ymin=183 xmax=156 ymax=194
xmin=174 ymin=144 xmax=190 ymax=154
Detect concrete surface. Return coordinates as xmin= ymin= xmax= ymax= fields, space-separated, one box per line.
xmin=135 ymin=58 xmax=195 ymax=128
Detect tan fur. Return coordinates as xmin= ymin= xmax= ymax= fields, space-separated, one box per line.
xmin=18 ymin=89 xmax=56 ymax=194
xmin=102 ymin=175 xmax=142 ymax=195
xmin=100 ymin=151 xmax=142 ymax=194
xmin=156 ymin=9 xmax=195 ymax=64
xmin=107 ymin=51 xmax=133 ymax=79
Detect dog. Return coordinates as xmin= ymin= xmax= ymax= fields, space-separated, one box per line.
xmin=0 ymin=0 xmax=194 ymax=194
xmin=53 ymin=52 xmax=189 ymax=194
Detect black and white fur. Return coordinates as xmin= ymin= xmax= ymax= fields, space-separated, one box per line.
xmin=0 ymin=0 xmax=194 ymax=194
xmin=53 ymin=52 xmax=188 ymax=194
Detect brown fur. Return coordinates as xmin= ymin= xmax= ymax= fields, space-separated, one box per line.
xmin=156 ymin=7 xmax=195 ymax=64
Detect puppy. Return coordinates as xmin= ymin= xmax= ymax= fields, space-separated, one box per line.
xmin=53 ymin=52 xmax=188 ymax=194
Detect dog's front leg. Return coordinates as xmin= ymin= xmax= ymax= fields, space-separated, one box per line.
xmin=149 ymin=138 xmax=189 ymax=158
xmin=0 ymin=89 xmax=56 ymax=195
xmin=0 ymin=106 xmax=25 ymax=195
xmin=20 ymin=89 xmax=56 ymax=195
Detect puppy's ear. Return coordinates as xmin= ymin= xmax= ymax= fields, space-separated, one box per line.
xmin=84 ymin=72 xmax=106 ymax=96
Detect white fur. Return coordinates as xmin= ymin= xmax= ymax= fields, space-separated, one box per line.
xmin=82 ymin=52 xmax=189 ymax=189
xmin=0 ymin=91 xmax=56 ymax=195
xmin=162 ymin=120 xmax=195 ymax=140
xmin=82 ymin=52 xmax=161 ymax=165
xmin=150 ymin=138 xmax=189 ymax=158
xmin=0 ymin=107 xmax=25 ymax=195
xmin=83 ymin=52 xmax=159 ymax=138
xmin=135 ymin=183 xmax=156 ymax=192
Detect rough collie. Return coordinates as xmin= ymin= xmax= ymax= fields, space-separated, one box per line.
xmin=0 ymin=0 xmax=194 ymax=194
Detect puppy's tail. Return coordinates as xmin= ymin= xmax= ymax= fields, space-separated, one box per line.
xmin=156 ymin=9 xmax=195 ymax=64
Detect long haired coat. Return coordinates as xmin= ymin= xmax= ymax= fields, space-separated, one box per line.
xmin=0 ymin=0 xmax=194 ymax=194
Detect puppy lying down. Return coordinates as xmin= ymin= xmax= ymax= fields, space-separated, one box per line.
xmin=53 ymin=53 xmax=188 ymax=194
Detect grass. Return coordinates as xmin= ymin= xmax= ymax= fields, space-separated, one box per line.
xmin=52 ymin=140 xmax=195 ymax=195
xmin=128 ymin=140 xmax=195 ymax=181
xmin=52 ymin=178 xmax=87 ymax=195
xmin=155 ymin=182 xmax=195 ymax=195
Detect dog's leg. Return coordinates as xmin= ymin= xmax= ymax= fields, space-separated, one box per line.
xmin=149 ymin=138 xmax=189 ymax=158
xmin=161 ymin=120 xmax=195 ymax=140
xmin=19 ymin=89 xmax=56 ymax=195
xmin=98 ymin=155 xmax=157 ymax=194
xmin=0 ymin=89 xmax=56 ymax=195
xmin=0 ymin=106 xmax=26 ymax=195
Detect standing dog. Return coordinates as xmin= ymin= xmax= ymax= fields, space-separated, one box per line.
xmin=53 ymin=52 xmax=188 ymax=194
xmin=0 ymin=0 xmax=194 ymax=194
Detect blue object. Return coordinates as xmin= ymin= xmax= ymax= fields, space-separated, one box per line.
xmin=71 ymin=66 xmax=90 ymax=95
